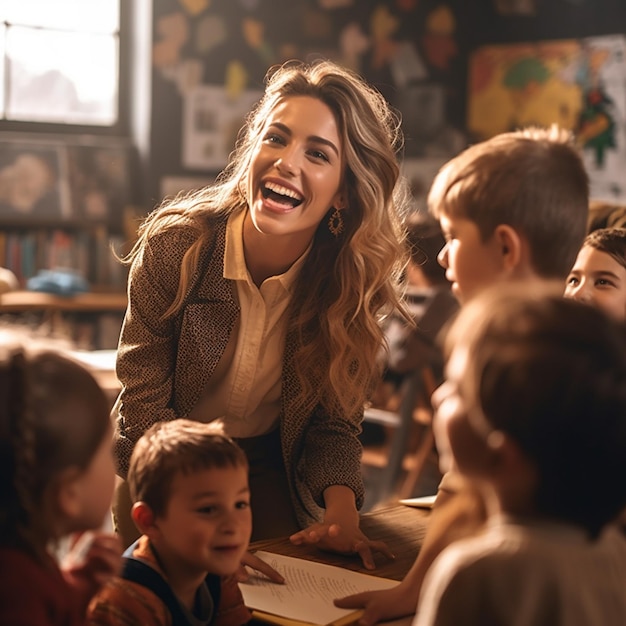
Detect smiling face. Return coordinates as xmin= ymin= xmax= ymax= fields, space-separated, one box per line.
xmin=437 ymin=213 xmax=505 ymax=303
xmin=564 ymin=245 xmax=626 ymax=321
xmin=150 ymin=465 xmax=251 ymax=578
xmin=246 ymin=95 xmax=345 ymax=248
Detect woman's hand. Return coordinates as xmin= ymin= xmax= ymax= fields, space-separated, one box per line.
xmin=236 ymin=551 xmax=285 ymax=584
xmin=288 ymin=486 xmax=393 ymax=570
xmin=333 ymin=579 xmax=417 ymax=626
xmin=289 ymin=521 xmax=393 ymax=570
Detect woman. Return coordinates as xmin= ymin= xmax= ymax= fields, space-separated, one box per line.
xmin=112 ymin=59 xmax=411 ymax=568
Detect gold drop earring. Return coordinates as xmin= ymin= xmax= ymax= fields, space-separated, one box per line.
xmin=328 ymin=207 xmax=344 ymax=237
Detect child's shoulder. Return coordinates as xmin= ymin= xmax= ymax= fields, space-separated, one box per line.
xmin=87 ymin=536 xmax=170 ymax=625
xmin=419 ymin=521 xmax=626 ymax=626
xmin=431 ymin=518 xmax=626 ymax=586
xmin=0 ymin=547 xmax=82 ymax=625
xmin=0 ymin=545 xmax=66 ymax=590
xmin=87 ymin=575 xmax=171 ymax=626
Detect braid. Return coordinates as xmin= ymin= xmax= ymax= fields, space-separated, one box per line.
xmin=0 ymin=346 xmax=46 ymax=559
xmin=13 ymin=348 xmax=42 ymax=544
xmin=0 ymin=350 xmax=14 ymax=536
xmin=0 ymin=331 xmax=112 ymax=564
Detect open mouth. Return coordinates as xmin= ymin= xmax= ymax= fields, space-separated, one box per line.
xmin=213 ymin=545 xmax=242 ymax=554
xmin=261 ymin=181 xmax=304 ymax=208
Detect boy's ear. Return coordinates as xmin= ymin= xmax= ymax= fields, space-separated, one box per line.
xmin=131 ymin=501 xmax=157 ymax=535
xmin=493 ymin=224 xmax=523 ymax=272
xmin=488 ymin=431 xmax=538 ymax=494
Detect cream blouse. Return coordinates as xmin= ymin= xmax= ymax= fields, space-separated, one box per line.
xmin=188 ymin=209 xmax=310 ymax=438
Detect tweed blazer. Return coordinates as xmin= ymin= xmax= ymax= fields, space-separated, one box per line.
xmin=113 ymin=211 xmax=365 ymax=527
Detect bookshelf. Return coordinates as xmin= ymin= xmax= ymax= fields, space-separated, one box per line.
xmin=0 ymin=222 xmax=129 ymax=290
xmin=0 ymin=221 xmax=130 ymax=350
xmin=0 ymin=133 xmax=136 ymax=350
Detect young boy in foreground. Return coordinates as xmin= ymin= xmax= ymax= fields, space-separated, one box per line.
xmin=336 ymin=125 xmax=590 ymax=624
xmin=415 ymin=284 xmax=626 ymax=625
xmin=87 ymin=420 xmax=254 ymax=626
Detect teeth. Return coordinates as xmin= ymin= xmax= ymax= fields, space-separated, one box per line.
xmin=265 ymin=181 xmax=303 ymax=201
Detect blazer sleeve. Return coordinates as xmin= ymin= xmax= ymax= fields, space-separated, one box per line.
xmin=113 ymin=227 xmax=197 ymax=478
xmin=299 ymin=402 xmax=366 ymax=511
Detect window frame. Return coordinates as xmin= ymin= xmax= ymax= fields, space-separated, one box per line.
xmin=0 ymin=0 xmax=130 ymax=137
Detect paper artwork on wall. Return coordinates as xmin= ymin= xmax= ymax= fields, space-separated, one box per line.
xmin=182 ymin=84 xmax=263 ymax=171
xmin=0 ymin=138 xmax=71 ymax=221
xmin=0 ymin=136 xmax=133 ymax=227
xmin=468 ymin=34 xmax=626 ymax=203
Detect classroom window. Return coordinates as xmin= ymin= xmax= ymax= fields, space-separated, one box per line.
xmin=0 ymin=0 xmax=120 ymax=127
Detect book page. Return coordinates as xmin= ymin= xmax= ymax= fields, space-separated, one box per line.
xmin=239 ymin=551 xmax=398 ymax=625
xmin=398 ymin=495 xmax=436 ymax=509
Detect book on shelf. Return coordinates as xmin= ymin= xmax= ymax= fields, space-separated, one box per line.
xmin=0 ymin=226 xmax=127 ymax=289
xmin=238 ymin=551 xmax=398 ymax=626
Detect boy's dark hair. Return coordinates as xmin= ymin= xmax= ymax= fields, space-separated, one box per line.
xmin=588 ymin=200 xmax=626 ymax=232
xmin=445 ymin=283 xmax=626 ymax=537
xmin=428 ymin=126 xmax=589 ymax=279
xmin=128 ymin=419 xmax=248 ymax=517
xmin=582 ymin=227 xmax=626 ymax=271
xmin=405 ymin=211 xmax=448 ymax=285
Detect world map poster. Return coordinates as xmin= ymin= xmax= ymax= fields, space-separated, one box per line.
xmin=468 ymin=34 xmax=626 ymax=203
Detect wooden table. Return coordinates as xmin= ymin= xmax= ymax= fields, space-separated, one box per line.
xmin=249 ymin=502 xmax=430 ymax=582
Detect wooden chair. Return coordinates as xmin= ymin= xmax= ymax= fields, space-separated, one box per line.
xmin=362 ymin=366 xmax=438 ymax=508
xmin=397 ymin=366 xmax=438 ymax=499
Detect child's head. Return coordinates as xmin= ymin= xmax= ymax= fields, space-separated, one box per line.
xmin=128 ymin=419 xmax=251 ymax=576
xmin=404 ymin=211 xmax=449 ymax=288
xmin=565 ymin=227 xmax=626 ymax=321
xmin=0 ymin=334 xmax=114 ymax=557
xmin=428 ymin=126 xmax=589 ymax=303
xmin=433 ymin=283 xmax=626 ymax=537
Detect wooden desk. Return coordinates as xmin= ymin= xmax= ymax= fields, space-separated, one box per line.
xmin=249 ymin=503 xmax=430 ymax=582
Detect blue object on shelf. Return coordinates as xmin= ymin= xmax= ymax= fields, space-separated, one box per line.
xmin=26 ymin=269 xmax=90 ymax=297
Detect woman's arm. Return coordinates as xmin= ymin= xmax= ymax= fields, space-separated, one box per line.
xmin=113 ymin=229 xmax=193 ymax=478
xmin=288 ymin=403 xmax=394 ymax=568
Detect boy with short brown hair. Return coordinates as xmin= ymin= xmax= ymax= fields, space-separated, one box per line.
xmin=87 ymin=419 xmax=253 ymax=626
xmin=429 ymin=125 xmax=589 ymax=304
xmin=336 ymin=125 xmax=590 ymax=625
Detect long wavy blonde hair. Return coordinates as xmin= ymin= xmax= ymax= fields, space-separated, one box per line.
xmin=125 ymin=60 xmax=411 ymax=418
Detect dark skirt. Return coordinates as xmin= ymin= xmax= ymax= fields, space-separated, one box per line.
xmin=234 ymin=427 xmax=300 ymax=541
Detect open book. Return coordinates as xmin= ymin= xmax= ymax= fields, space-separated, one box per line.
xmin=239 ymin=551 xmax=398 ymax=626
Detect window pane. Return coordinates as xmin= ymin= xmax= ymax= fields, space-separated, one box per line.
xmin=2 ymin=0 xmax=119 ymax=34
xmin=6 ymin=26 xmax=118 ymax=125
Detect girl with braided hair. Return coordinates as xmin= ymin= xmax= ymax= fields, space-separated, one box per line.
xmin=0 ymin=332 xmax=121 ymax=625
